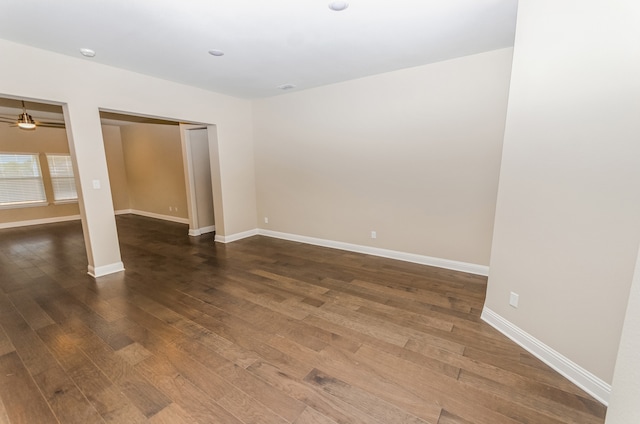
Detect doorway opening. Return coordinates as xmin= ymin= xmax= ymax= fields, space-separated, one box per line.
xmin=98 ymin=111 xmax=221 ymax=239
xmin=0 ymin=96 xmax=77 ymax=230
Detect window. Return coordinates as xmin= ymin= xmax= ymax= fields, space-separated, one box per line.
xmin=0 ymin=153 xmax=47 ymax=207
xmin=46 ymin=154 xmax=78 ymax=202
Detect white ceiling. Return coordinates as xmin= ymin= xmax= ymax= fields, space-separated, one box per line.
xmin=0 ymin=0 xmax=517 ymax=99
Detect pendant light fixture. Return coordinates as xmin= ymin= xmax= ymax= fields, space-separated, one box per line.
xmin=17 ymin=101 xmax=36 ymax=130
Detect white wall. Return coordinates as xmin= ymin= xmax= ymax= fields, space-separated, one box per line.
xmin=486 ymin=0 xmax=640 ymax=391
xmin=253 ymin=48 xmax=513 ymax=268
xmin=0 ymin=39 xmax=256 ymax=275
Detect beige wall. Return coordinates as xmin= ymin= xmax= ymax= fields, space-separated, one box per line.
xmin=188 ymin=128 xmax=215 ymax=228
xmin=486 ymin=0 xmax=640 ymax=384
xmin=0 ymin=123 xmax=80 ymax=224
xmin=101 ymin=125 xmax=130 ymax=212
xmin=120 ymin=123 xmax=187 ymax=219
xmin=253 ymin=48 xmax=513 ymax=266
xmin=606 ymin=245 xmax=640 ymax=422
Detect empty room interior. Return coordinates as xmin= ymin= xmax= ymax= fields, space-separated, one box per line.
xmin=0 ymin=1 xmax=639 ymax=423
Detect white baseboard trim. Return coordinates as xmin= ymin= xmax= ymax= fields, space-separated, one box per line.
xmin=481 ymin=307 xmax=611 ymax=405
xmin=189 ymin=225 xmax=216 ymax=237
xmin=0 ymin=214 xmax=81 ymax=229
xmin=257 ymin=229 xmax=489 ymax=276
xmin=88 ymin=261 xmax=125 ymax=278
xmin=213 ymin=227 xmax=488 ymax=276
xmin=122 ymin=209 xmax=189 ymax=225
xmin=215 ymin=228 xmax=259 ymax=243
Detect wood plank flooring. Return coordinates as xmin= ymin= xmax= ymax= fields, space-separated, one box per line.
xmin=0 ymin=215 xmax=607 ymax=423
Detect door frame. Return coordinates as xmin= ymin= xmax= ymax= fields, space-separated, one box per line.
xmin=180 ymin=123 xmax=222 ymax=237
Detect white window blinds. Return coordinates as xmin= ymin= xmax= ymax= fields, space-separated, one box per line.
xmin=46 ymin=154 xmax=78 ymax=202
xmin=0 ymin=154 xmax=47 ymax=207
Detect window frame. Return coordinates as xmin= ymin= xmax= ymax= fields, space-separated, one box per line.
xmin=0 ymin=152 xmax=48 ymax=209
xmin=45 ymin=153 xmax=79 ymax=204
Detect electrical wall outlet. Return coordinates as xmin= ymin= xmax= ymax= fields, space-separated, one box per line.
xmin=169 ymin=206 xmax=173 ymax=212
xmin=370 ymin=231 xmax=377 ymax=239
xmin=264 ymin=217 xmax=269 ymax=224
xmin=509 ymin=291 xmax=519 ymax=308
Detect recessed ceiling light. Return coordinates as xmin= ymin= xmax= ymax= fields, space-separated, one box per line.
xmin=328 ymin=1 xmax=349 ymax=11
xmin=79 ymin=48 xmax=96 ymax=57
xmin=277 ymin=84 xmax=297 ymax=90
xmin=208 ymin=49 xmax=225 ymax=57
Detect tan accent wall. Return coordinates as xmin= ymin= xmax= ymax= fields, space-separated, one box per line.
xmin=486 ymin=0 xmax=640 ymax=384
xmin=0 ymin=122 xmax=185 ymax=225
xmin=101 ymin=125 xmax=130 ymax=212
xmin=0 ymin=123 xmax=80 ymax=224
xmin=120 ymin=123 xmax=187 ymax=219
xmin=253 ymin=48 xmax=513 ymax=266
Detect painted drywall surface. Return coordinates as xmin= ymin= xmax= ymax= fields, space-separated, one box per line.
xmin=189 ymin=128 xmax=215 ymax=228
xmin=253 ymin=48 xmax=513 ymax=266
xmin=0 ymin=124 xmax=80 ymax=223
xmin=216 ymin=121 xmax=256 ymax=237
xmin=101 ymin=125 xmax=130 ymax=211
xmin=120 ymin=123 xmax=187 ymax=219
xmin=0 ymin=38 xmax=256 ymax=271
xmin=206 ymin=125 xmax=226 ymax=235
xmin=63 ymin=101 xmax=121 ymax=269
xmin=605 ymin=245 xmax=640 ymax=422
xmin=486 ymin=0 xmax=640 ymax=383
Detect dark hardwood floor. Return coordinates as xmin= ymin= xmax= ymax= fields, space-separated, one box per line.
xmin=0 ymin=215 xmax=606 ymax=423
